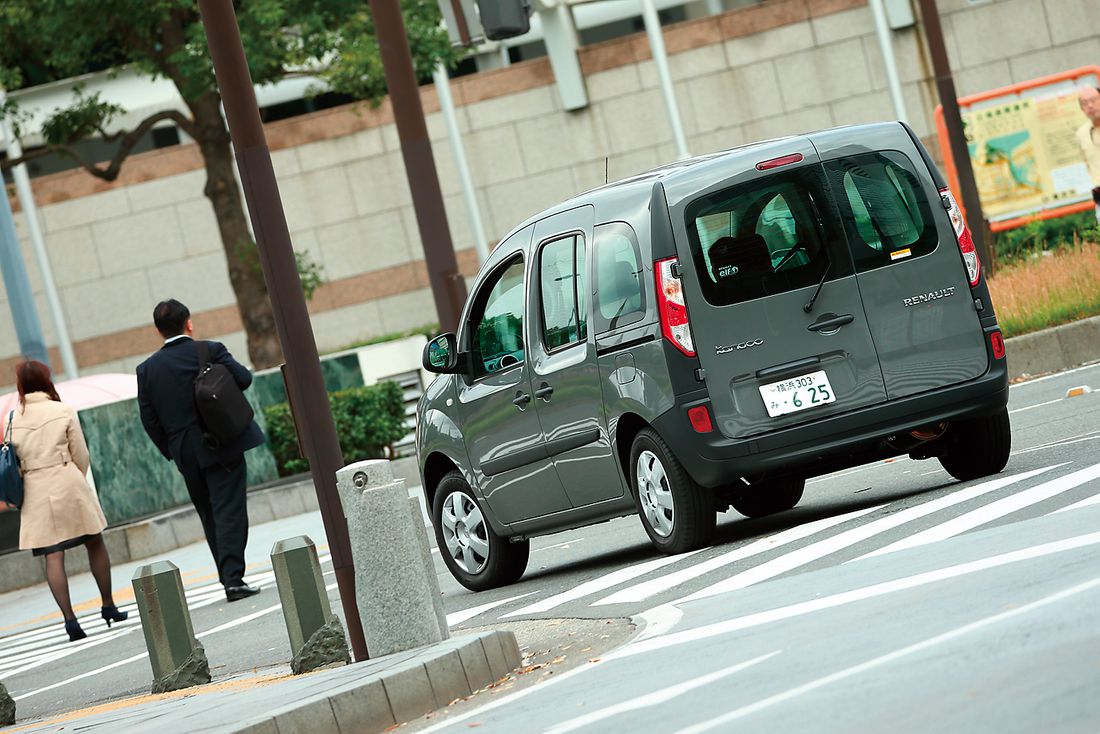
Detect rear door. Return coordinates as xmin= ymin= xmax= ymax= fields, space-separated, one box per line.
xmin=666 ymin=139 xmax=889 ymax=440
xmin=813 ymin=126 xmax=988 ymax=399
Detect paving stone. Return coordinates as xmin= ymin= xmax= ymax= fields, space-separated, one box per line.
xmin=329 ymin=678 xmax=396 ymax=734
xmin=423 ymin=649 xmax=472 ymax=706
xmin=379 ymin=661 xmax=437 ymax=724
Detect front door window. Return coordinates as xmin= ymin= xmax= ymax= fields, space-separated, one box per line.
xmin=470 ymin=257 xmax=526 ymax=380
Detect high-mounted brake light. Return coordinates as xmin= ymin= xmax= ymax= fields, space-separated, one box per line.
xmin=940 ymin=187 xmax=981 ymax=287
xmin=655 ymin=257 xmax=695 ymax=356
xmin=756 ymin=153 xmax=803 ymax=171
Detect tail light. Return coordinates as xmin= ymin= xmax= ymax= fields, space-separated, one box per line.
xmin=940 ymin=188 xmax=980 ymax=287
xmin=687 ymin=404 xmax=714 ymax=433
xmin=656 ymin=257 xmax=695 ymax=356
xmin=990 ymin=329 xmax=1005 ymax=359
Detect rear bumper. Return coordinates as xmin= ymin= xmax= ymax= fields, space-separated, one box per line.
xmin=655 ymin=349 xmax=1009 ymax=488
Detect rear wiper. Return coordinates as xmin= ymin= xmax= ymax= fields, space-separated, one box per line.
xmin=772 ymin=241 xmax=808 ymax=272
xmin=803 ymin=255 xmax=831 ymax=313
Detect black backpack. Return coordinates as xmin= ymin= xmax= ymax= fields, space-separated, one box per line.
xmin=194 ymin=341 xmax=254 ymax=448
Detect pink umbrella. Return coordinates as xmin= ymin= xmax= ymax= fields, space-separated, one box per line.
xmin=0 ymin=373 xmax=138 ymax=438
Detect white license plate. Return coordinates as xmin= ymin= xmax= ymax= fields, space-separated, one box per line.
xmin=758 ymin=370 xmax=836 ymax=418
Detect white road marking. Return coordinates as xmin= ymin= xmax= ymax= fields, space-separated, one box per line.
xmin=681 ymin=466 xmax=1060 ymax=603
xmin=592 ymin=506 xmax=880 ymax=606
xmin=1013 ymin=430 xmax=1100 ymax=455
xmin=533 ymin=538 xmax=586 ymax=554
xmin=859 ymin=462 xmax=1100 ymax=560
xmin=1009 ymin=397 xmax=1062 ymax=414
xmin=501 ymin=550 xmax=705 ymax=618
xmin=617 ymin=531 xmax=1100 ymax=660
xmin=673 ymin=577 xmax=1100 ymax=733
xmin=1050 ymin=492 xmax=1100 ymax=514
xmin=1008 ymin=362 xmax=1100 ymax=388
xmin=543 ymin=652 xmax=781 ymax=734
xmin=446 ymin=592 xmax=536 ymax=627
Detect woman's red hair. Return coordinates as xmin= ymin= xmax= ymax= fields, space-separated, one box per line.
xmin=16 ymin=361 xmax=61 ymax=407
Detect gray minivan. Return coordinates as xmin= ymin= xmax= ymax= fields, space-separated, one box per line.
xmin=417 ymin=122 xmax=1010 ymax=591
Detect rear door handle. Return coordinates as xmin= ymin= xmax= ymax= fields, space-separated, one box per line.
xmin=512 ymin=391 xmax=531 ymax=409
xmin=807 ymin=313 xmax=854 ymax=332
xmin=534 ymin=383 xmax=554 ymax=401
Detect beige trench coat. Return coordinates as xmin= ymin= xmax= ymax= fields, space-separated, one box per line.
xmin=8 ymin=392 xmax=107 ymax=550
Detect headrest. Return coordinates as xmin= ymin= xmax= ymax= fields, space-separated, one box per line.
xmin=709 ymin=234 xmax=772 ymax=282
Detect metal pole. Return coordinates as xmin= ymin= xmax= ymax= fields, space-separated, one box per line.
xmin=867 ymin=0 xmax=909 ymax=124
xmin=1 ymin=111 xmax=79 ymax=378
xmin=0 ymin=177 xmax=47 ymax=364
xmin=640 ymin=0 xmax=690 ymax=159
xmin=196 ymin=0 xmax=368 ymax=663
xmin=369 ymin=0 xmax=467 ymax=332
xmin=432 ymin=64 xmax=490 ymax=264
xmin=916 ymin=0 xmax=989 ymax=269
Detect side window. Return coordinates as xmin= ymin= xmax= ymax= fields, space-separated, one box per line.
xmin=594 ymin=221 xmax=646 ymax=332
xmin=686 ymin=167 xmax=850 ymax=307
xmin=469 ymin=257 xmax=526 ymax=380
xmin=539 ymin=235 xmax=587 ymax=352
xmin=828 ymin=151 xmax=937 ymax=271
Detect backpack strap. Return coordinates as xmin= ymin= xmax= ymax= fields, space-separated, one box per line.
xmin=196 ymin=340 xmax=210 ymax=372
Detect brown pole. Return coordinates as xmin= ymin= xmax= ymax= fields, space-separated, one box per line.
xmin=916 ymin=0 xmax=991 ymax=270
xmin=368 ymin=0 xmax=467 ymax=332
xmin=196 ymin=0 xmax=368 ymax=662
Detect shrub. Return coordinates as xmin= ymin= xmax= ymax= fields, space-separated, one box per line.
xmin=264 ymin=381 xmax=410 ymax=477
xmin=987 ymin=241 xmax=1100 ymax=337
xmin=993 ymin=210 xmax=1099 ymax=264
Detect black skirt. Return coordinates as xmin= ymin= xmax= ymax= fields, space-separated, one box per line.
xmin=32 ymin=534 xmax=96 ymax=556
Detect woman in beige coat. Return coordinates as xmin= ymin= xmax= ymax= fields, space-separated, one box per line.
xmin=4 ymin=361 xmax=128 ymax=641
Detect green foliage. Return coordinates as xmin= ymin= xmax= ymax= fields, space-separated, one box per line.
xmin=294 ymin=250 xmax=326 ymax=300
xmin=263 ymin=380 xmax=409 ymax=476
xmin=993 ymin=211 xmax=1100 ymax=264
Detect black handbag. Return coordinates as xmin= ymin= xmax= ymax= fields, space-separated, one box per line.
xmin=0 ymin=411 xmax=24 ymax=509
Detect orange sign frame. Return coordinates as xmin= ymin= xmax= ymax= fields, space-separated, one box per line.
xmin=935 ymin=66 xmax=1100 ymax=233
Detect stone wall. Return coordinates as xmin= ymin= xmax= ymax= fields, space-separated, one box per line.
xmin=2 ymin=0 xmax=1096 ymax=385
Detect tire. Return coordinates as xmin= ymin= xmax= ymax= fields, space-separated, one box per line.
xmin=630 ymin=428 xmax=716 ymax=554
xmin=432 ymin=470 xmax=529 ymax=591
xmin=731 ymin=478 xmax=805 ymax=518
xmin=938 ymin=407 xmax=1011 ymax=481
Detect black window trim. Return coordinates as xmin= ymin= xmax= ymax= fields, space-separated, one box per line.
xmin=536 ymin=230 xmax=587 ymax=356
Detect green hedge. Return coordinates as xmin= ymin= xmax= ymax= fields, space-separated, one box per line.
xmin=994 ymin=210 xmax=1099 ymax=264
xmin=264 ymin=381 xmax=410 ymax=477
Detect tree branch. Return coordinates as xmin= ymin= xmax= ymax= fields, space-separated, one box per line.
xmin=1 ymin=109 xmax=196 ymax=179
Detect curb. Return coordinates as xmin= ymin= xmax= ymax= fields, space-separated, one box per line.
xmin=1004 ymin=315 xmax=1100 ymax=381
xmin=233 ymin=630 xmax=521 ymax=734
xmin=0 ymin=456 xmax=421 ymax=595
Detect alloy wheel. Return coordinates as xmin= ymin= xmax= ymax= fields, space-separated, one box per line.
xmin=636 ymin=450 xmax=675 ymax=537
xmin=440 ymin=491 xmax=490 ymax=574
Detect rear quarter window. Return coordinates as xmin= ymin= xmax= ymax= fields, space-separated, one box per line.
xmin=826 ymin=151 xmax=939 ymax=272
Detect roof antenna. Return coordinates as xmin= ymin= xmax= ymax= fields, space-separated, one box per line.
xmin=605 ymin=156 xmax=609 ymax=185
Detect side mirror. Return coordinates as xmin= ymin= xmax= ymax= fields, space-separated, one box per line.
xmin=423 ymin=333 xmax=460 ymax=374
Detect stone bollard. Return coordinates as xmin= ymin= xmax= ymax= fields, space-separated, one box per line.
xmin=272 ymin=535 xmax=351 ymax=674
xmin=0 ymin=680 xmax=14 ymax=725
xmin=132 ymin=561 xmax=211 ymax=694
xmin=336 ymin=459 xmax=448 ymax=657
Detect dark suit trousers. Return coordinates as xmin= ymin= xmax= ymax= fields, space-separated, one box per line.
xmin=176 ymin=441 xmax=249 ymax=587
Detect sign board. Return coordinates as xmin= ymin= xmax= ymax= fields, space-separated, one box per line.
xmin=936 ymin=66 xmax=1100 ymax=232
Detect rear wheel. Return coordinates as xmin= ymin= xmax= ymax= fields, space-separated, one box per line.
xmin=630 ymin=428 xmax=715 ymax=554
xmin=938 ymin=408 xmax=1011 ymax=481
xmin=731 ymin=477 xmax=805 ymax=518
xmin=432 ymin=471 xmax=529 ymax=591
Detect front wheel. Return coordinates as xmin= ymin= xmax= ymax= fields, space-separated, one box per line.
xmin=630 ymin=428 xmax=715 ymax=554
xmin=938 ymin=408 xmax=1011 ymax=481
xmin=432 ymin=471 xmax=529 ymax=591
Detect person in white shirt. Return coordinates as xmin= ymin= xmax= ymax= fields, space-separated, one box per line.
xmin=1075 ymin=86 xmax=1100 ymax=224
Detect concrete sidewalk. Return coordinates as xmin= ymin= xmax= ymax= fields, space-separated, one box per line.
xmin=4 ymin=630 xmax=521 ymax=734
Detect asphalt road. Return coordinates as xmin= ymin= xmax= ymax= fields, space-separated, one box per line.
xmin=1 ymin=362 xmax=1098 ymax=728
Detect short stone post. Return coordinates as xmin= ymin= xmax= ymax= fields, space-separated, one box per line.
xmin=335 ymin=459 xmax=449 ymax=658
xmin=132 ymin=561 xmax=211 ymax=693
xmin=0 ymin=680 xmax=14 ymax=725
xmin=272 ymin=535 xmax=351 ymax=673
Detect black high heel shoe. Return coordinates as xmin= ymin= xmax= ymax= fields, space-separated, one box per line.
xmin=65 ymin=618 xmax=87 ymax=642
xmin=101 ymin=604 xmax=129 ymax=627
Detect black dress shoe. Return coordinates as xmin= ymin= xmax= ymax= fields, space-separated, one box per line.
xmin=225 ymin=583 xmax=262 ymax=602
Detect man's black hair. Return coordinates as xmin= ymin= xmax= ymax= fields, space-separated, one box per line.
xmin=153 ymin=299 xmax=191 ymax=337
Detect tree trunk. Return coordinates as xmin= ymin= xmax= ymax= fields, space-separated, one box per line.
xmin=190 ymin=94 xmax=283 ymax=369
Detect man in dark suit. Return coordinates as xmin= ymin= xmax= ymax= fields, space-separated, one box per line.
xmin=137 ymin=299 xmax=264 ymax=602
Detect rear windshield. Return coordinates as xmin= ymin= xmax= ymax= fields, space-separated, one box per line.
xmin=824 ymin=151 xmax=938 ymax=271
xmin=684 ymin=166 xmax=851 ymax=307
